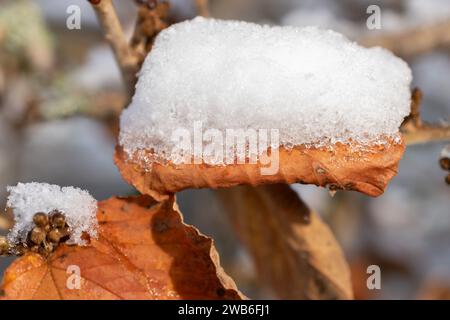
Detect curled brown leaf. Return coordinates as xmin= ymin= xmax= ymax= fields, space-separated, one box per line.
xmin=115 ymin=140 xmax=404 ymax=202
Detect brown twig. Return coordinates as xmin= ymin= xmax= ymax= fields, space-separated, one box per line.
xmin=360 ymin=20 xmax=450 ymax=58
xmin=130 ymin=1 xmax=170 ymax=62
xmin=89 ymin=0 xmax=171 ymax=101
xmin=88 ymin=0 xmax=140 ymax=100
xmin=194 ymin=0 xmax=209 ymax=17
xmin=402 ymin=88 xmax=450 ymax=145
xmin=403 ymin=124 xmax=450 ymax=145
xmin=403 ymin=88 xmax=423 ymax=128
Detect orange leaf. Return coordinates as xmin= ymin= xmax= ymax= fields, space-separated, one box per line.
xmin=115 ymin=140 xmax=404 ymax=202
xmin=0 ymin=196 xmax=243 ymax=300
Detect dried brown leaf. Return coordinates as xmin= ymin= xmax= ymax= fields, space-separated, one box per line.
xmin=215 ymin=184 xmax=353 ymax=300
xmin=115 ymin=141 xmax=405 ymax=202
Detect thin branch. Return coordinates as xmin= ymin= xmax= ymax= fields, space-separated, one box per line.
xmin=403 ymin=124 xmax=450 ymax=145
xmin=402 ymin=88 xmax=450 ymax=145
xmin=89 ymin=0 xmax=171 ymax=102
xmin=403 ymin=88 xmax=423 ymax=128
xmin=88 ymin=0 xmax=140 ymax=100
xmin=130 ymin=1 xmax=170 ymax=61
xmin=360 ymin=20 xmax=450 ymax=58
xmin=194 ymin=0 xmax=209 ymax=17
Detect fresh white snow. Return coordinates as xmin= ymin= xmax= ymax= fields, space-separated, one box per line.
xmin=6 ymin=182 xmax=98 ymax=246
xmin=119 ymin=17 xmax=412 ymax=164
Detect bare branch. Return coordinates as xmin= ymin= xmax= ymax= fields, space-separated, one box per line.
xmin=403 ymin=88 xmax=423 ymax=128
xmin=360 ymin=20 xmax=450 ymax=58
xmin=402 ymin=88 xmax=450 ymax=145
xmin=403 ymin=124 xmax=450 ymax=145
xmin=88 ymin=0 xmax=140 ymax=100
xmin=130 ymin=1 xmax=170 ymax=61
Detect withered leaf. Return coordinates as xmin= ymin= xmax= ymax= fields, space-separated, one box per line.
xmin=0 ymin=196 xmax=243 ymax=300
xmin=216 ymin=184 xmax=353 ymax=300
xmin=115 ymin=140 xmax=404 ymax=202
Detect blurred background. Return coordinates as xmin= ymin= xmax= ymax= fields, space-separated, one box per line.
xmin=0 ymin=0 xmax=449 ymax=299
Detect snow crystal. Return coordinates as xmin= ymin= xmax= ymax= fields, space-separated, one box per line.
xmin=119 ymin=17 xmax=412 ymax=164
xmin=6 ymin=182 xmax=98 ymax=246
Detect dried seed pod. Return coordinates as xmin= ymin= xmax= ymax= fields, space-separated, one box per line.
xmin=47 ymin=228 xmax=62 ymax=243
xmin=30 ymin=227 xmax=46 ymax=245
xmin=33 ymin=212 xmax=49 ymax=228
xmin=0 ymin=236 xmax=9 ymax=255
xmin=38 ymin=247 xmax=50 ymax=257
xmin=59 ymin=226 xmax=71 ymax=243
xmin=13 ymin=244 xmax=26 ymax=256
xmin=39 ymin=241 xmax=54 ymax=257
xmin=49 ymin=210 xmax=66 ymax=228
xmin=43 ymin=224 xmax=51 ymax=232
xmin=25 ymin=232 xmax=34 ymax=247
